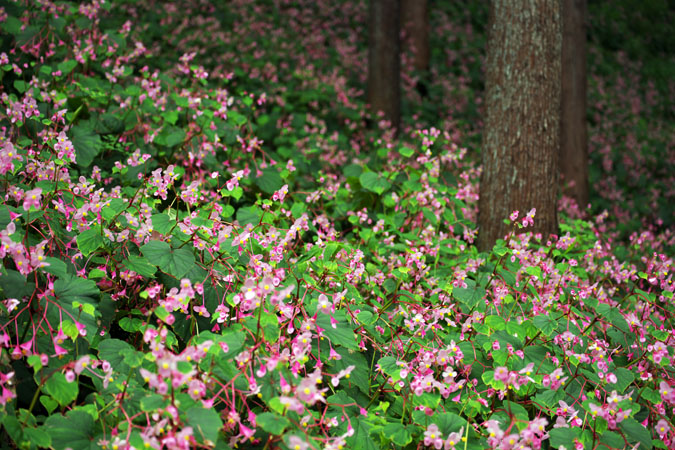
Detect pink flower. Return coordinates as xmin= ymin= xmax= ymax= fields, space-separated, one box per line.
xmin=74 ymin=355 xmax=91 ymax=375
xmin=521 ymin=208 xmax=536 ymax=227
xmin=424 ymin=424 xmax=444 ymax=449
xmin=656 ymin=419 xmax=671 ymax=436
xmin=272 ymin=184 xmax=288 ymax=202
xmin=287 ymin=436 xmax=309 ymax=450
xmin=494 ymin=366 xmax=509 ymax=382
xmin=22 ymin=188 xmax=42 ymax=211
xmin=444 ymin=429 xmax=463 ymax=450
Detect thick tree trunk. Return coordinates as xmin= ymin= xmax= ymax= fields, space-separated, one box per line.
xmin=477 ymin=0 xmax=562 ymax=251
xmin=560 ymin=0 xmax=589 ymax=210
xmin=368 ymin=0 xmax=401 ymax=131
xmin=401 ymin=0 xmax=429 ymax=73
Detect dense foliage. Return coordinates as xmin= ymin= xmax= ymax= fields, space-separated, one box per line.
xmin=0 ymin=1 xmax=673 ymax=449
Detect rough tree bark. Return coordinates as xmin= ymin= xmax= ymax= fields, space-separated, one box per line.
xmin=560 ymin=0 xmax=589 ymax=210
xmin=477 ymin=0 xmax=562 ymax=251
xmin=368 ymin=0 xmax=401 ymax=131
xmin=401 ymin=0 xmax=430 ymax=73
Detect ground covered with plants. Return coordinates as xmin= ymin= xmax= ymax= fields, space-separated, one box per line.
xmin=0 ymin=1 xmax=673 ymax=449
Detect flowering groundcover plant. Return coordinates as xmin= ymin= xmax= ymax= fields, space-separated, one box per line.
xmin=0 ymin=1 xmax=673 ymax=450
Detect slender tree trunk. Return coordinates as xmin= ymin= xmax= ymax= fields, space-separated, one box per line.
xmin=401 ymin=0 xmax=430 ymax=73
xmin=368 ymin=0 xmax=401 ymax=131
xmin=477 ymin=0 xmax=562 ymax=251
xmin=560 ymin=0 xmax=589 ymax=210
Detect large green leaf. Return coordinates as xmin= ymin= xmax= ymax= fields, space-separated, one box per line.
xmin=186 ymin=407 xmax=223 ymax=444
xmin=71 ymin=125 xmax=102 ymax=168
xmin=345 ymin=418 xmax=378 ymax=450
xmin=382 ymin=423 xmax=413 ymax=446
xmin=256 ymin=412 xmax=290 ymax=435
xmin=532 ymin=315 xmax=557 ymax=336
xmin=140 ymin=240 xmax=195 ymax=278
xmin=42 ymin=410 xmax=95 ymax=450
xmin=453 ymin=279 xmax=486 ymax=310
xmin=236 ymin=206 xmax=261 ymax=227
xmin=54 ymin=274 xmax=100 ymax=305
xmin=43 ymin=372 xmax=78 ymax=407
xmin=377 ymin=356 xmax=402 ymax=382
xmin=256 ymin=168 xmax=284 ymax=194
xmin=97 ymin=339 xmax=135 ymax=373
xmin=122 ymin=255 xmax=157 ymax=278
xmin=433 ymin=412 xmax=467 ymax=435
xmin=77 ymin=227 xmax=104 ymax=257
xmin=549 ymin=428 xmax=580 ymax=449
xmin=159 ymin=127 xmax=186 ymax=147
xmin=360 ymin=171 xmax=391 ymax=195
xmin=614 ymin=367 xmax=635 ymax=393
xmin=317 ymin=313 xmax=359 ymax=350
xmin=151 ymin=213 xmax=174 ymax=234
xmin=619 ymin=418 xmax=652 ymax=450
xmin=41 ymin=257 xmax=70 ymax=278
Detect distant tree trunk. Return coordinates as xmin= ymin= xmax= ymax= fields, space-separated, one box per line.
xmin=477 ymin=0 xmax=562 ymax=251
xmin=401 ymin=0 xmax=429 ymax=72
xmin=368 ymin=0 xmax=400 ymax=131
xmin=560 ymin=0 xmax=589 ymax=210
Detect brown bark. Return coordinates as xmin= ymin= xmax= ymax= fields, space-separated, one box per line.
xmin=401 ymin=0 xmax=430 ymax=72
xmin=368 ymin=0 xmax=401 ymax=131
xmin=560 ymin=0 xmax=589 ymax=210
xmin=477 ymin=0 xmax=562 ymax=251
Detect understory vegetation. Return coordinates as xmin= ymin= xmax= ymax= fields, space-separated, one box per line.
xmin=0 ymin=1 xmax=673 ymax=449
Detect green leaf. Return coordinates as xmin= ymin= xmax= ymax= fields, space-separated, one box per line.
xmin=453 ymin=279 xmax=486 ymax=310
xmin=13 ymin=80 xmax=27 ymax=93
xmin=140 ymin=240 xmax=195 ymax=278
xmin=157 ymin=127 xmax=185 ymax=147
xmin=44 ymin=372 xmax=78 ymax=407
xmin=122 ymin=255 xmax=157 ymax=278
xmin=619 ymin=418 xmax=652 ymax=450
xmin=378 ymin=356 xmax=402 ymax=382
xmin=382 ymin=423 xmax=413 ymax=446
xmin=57 ymin=60 xmax=78 ymax=76
xmin=317 ymin=313 xmax=359 ymax=350
xmin=600 ymin=431 xmax=628 ymax=449
xmin=41 ymin=257 xmax=69 ymax=278
xmin=614 ymin=367 xmax=635 ymax=393
xmin=360 ymin=171 xmax=391 ymax=195
xmin=186 ymin=407 xmax=223 ymax=444
xmin=101 ymin=198 xmax=128 ymax=222
xmin=43 ymin=410 xmax=95 ymax=450
xmin=256 ymin=412 xmax=290 ymax=435
xmin=54 ymin=274 xmax=100 ymax=303
xmin=432 ymin=412 xmax=467 ymax=435
xmin=256 ymin=168 xmax=284 ymax=194
xmin=236 ymin=206 xmax=261 ymax=226
xmin=330 ymin=351 xmax=370 ymax=394
xmin=77 ymin=227 xmax=104 ymax=257
xmin=22 ymin=427 xmax=51 ymax=448
xmin=98 ymin=339 xmax=135 ymax=372
xmin=549 ymin=427 xmax=580 ymax=449
xmin=71 ymin=125 xmax=102 ymax=168
xmin=345 ymin=418 xmax=378 ymax=450
xmin=40 ymin=395 xmax=58 ymax=414
xmin=151 ymin=213 xmax=174 ymax=234
xmin=398 ymin=146 xmax=415 ymax=158
xmin=532 ymin=315 xmax=557 ymax=336
xmin=141 ymin=394 xmax=167 ymax=412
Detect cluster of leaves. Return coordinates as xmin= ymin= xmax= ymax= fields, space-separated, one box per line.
xmin=0 ymin=1 xmax=673 ymax=450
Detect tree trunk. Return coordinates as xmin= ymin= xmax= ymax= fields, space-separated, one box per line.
xmin=477 ymin=0 xmax=562 ymax=251
xmin=560 ymin=0 xmax=589 ymax=211
xmin=401 ymin=0 xmax=429 ymax=73
xmin=368 ymin=0 xmax=401 ymax=131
